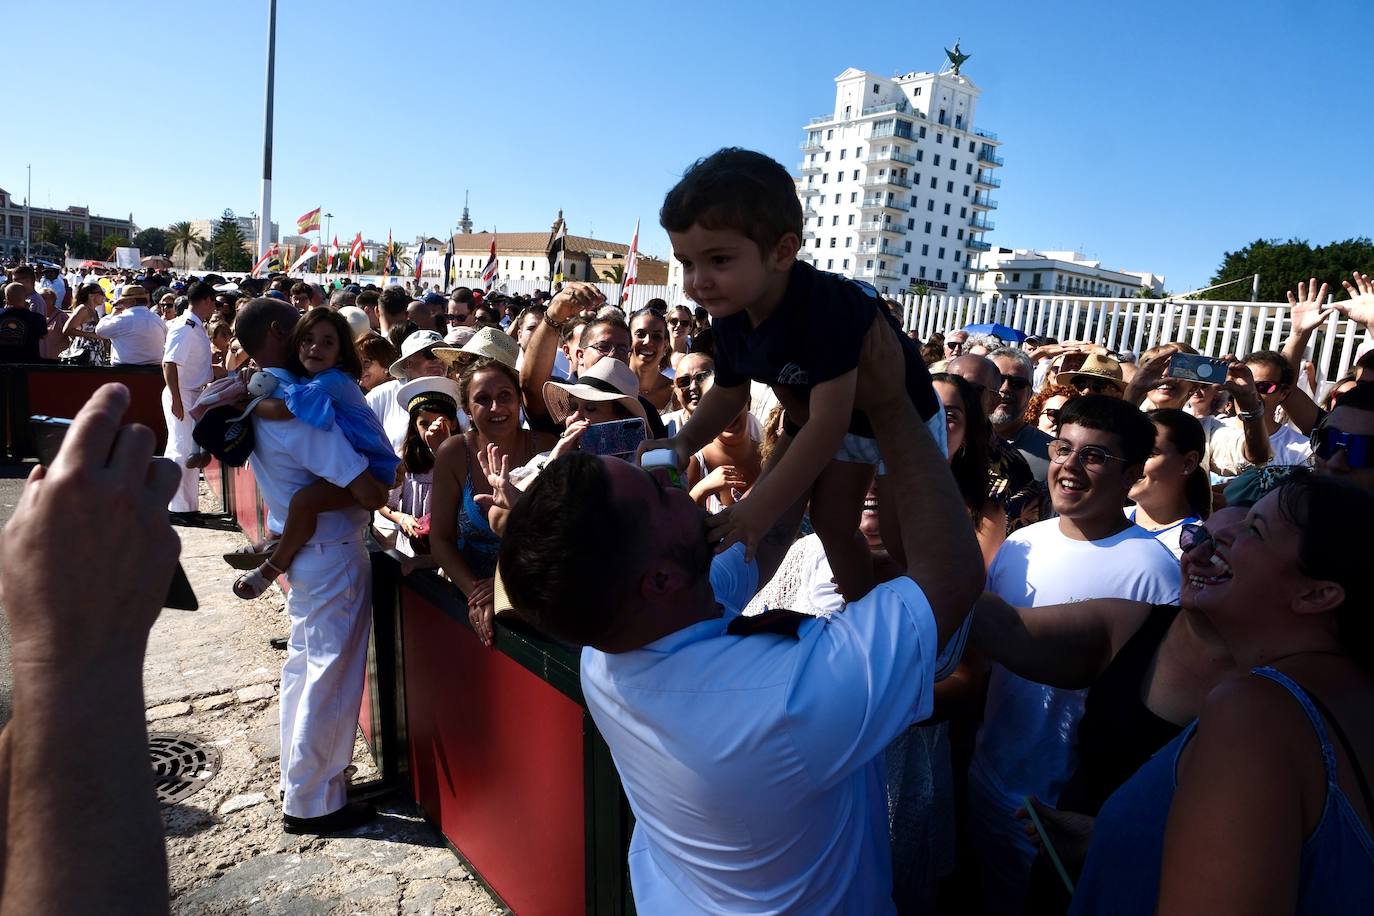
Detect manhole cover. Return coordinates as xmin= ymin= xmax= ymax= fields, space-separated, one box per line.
xmin=149 ymin=733 xmax=220 ymax=804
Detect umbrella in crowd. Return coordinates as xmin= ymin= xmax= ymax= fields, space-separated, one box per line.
xmin=963 ymin=321 xmax=1027 ymax=343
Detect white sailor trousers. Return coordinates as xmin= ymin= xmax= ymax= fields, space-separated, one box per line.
xmin=278 ymin=538 xmax=372 ymax=818
xmin=161 ymin=386 xmax=201 ymax=513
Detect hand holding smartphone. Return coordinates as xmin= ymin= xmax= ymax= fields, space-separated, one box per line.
xmin=1166 ymin=352 xmax=1230 ymax=385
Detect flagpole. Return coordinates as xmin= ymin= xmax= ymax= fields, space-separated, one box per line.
xmin=256 ymin=0 xmax=277 ymax=260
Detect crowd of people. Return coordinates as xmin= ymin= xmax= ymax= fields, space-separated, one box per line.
xmin=2 ymin=148 xmax=1374 ymax=913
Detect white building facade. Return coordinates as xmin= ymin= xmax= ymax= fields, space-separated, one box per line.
xmin=977 ymin=248 xmax=1166 ymax=299
xmin=795 ymin=59 xmax=1003 ymax=296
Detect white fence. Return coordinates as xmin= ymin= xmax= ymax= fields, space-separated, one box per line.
xmin=894 ymin=293 xmax=1370 ymax=383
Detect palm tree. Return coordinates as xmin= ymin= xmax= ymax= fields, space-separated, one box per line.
xmin=601 ymin=263 xmax=625 ymax=283
xmin=167 ymin=221 xmax=207 ymax=270
xmin=381 ymin=238 xmax=412 ymax=273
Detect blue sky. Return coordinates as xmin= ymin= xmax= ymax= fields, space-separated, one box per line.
xmin=7 ymin=0 xmax=1370 ymax=291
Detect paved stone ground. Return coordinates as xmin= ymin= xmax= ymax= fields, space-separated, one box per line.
xmin=147 ymin=484 xmax=506 ymax=915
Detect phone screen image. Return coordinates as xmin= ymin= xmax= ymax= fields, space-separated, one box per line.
xmin=581 ymin=418 xmax=648 ymax=461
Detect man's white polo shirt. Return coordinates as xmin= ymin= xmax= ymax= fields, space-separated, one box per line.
xmin=581 ymin=544 xmax=938 ymax=914
xmin=94 ymin=305 xmax=167 ymax=366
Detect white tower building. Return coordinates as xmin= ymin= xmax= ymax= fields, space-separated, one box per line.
xmin=795 ymin=44 xmax=1002 ymax=296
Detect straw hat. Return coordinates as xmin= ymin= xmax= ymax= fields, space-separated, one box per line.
xmin=434 ymin=326 xmax=519 ymax=372
xmin=1054 ymin=352 xmax=1125 ymax=393
xmin=388 ymin=330 xmax=445 ymax=379
xmin=542 ymin=358 xmax=646 ymax=424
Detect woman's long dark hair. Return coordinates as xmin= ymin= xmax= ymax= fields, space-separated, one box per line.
xmin=1149 ymin=408 xmax=1211 ymax=520
xmin=931 ymin=372 xmax=991 ymax=526
xmin=401 ymin=398 xmax=457 ymax=475
xmin=1275 ymin=474 xmax=1374 ymax=672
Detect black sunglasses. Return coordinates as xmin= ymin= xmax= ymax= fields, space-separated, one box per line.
xmin=1041 ymin=407 xmax=1061 ymax=424
xmin=1179 ymin=522 xmax=1213 ymax=555
xmin=1074 ymin=376 xmax=1121 ymax=395
xmin=1254 ymin=380 xmax=1283 ymax=395
xmin=1000 ymin=374 xmax=1031 ymax=392
xmin=674 ymin=369 xmax=714 ymax=390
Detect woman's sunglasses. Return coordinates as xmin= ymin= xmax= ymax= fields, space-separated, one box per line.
xmin=1040 ymin=407 xmax=1061 ymax=424
xmin=674 ymin=370 xmax=714 ymax=390
xmin=1311 ymin=425 xmax=1374 ymax=469
xmin=1179 ymin=522 xmax=1214 ymax=556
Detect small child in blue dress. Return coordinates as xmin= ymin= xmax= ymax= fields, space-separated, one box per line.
xmin=233 ymin=307 xmax=401 ymax=598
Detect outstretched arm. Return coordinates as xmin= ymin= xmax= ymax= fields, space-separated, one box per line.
xmin=970 ymin=593 xmax=1151 ymax=689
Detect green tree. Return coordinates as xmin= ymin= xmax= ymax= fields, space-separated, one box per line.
xmin=37 ymin=220 xmax=67 ymax=250
xmin=209 ymin=210 xmax=251 ymax=272
xmin=132 ymin=227 xmax=169 ymax=255
xmin=1202 ymin=238 xmax=1374 ymax=302
xmin=68 ymin=231 xmax=95 ymax=258
xmin=600 ymin=263 xmax=625 ymax=283
xmin=167 ymin=221 xmax=207 ymax=270
xmin=101 ymin=235 xmax=132 ymax=253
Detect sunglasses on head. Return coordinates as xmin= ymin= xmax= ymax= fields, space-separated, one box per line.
xmin=1000 ymin=374 xmax=1031 ymax=392
xmin=1311 ymin=425 xmax=1374 ymax=469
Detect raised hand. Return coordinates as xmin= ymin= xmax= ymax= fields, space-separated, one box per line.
xmin=1286 ymin=278 xmax=1333 ymax=335
xmin=1338 ymin=271 xmax=1374 ymax=328
xmin=472 ymin=442 xmax=521 ymax=514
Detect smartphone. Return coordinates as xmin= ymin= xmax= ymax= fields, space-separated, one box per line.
xmin=1166 ymin=352 xmax=1229 ymax=385
xmin=581 ymin=418 xmax=648 ymax=461
xmin=29 ymin=416 xmax=198 ymax=611
xmin=1023 ymin=796 xmax=1076 ymax=895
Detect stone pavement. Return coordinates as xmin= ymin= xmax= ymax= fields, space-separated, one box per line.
xmin=152 ymin=493 xmax=504 ymax=915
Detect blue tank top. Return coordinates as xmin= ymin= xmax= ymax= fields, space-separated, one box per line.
xmin=1070 ymin=666 xmax=1374 ymax=915
xmin=455 ymin=440 xmax=500 ymax=580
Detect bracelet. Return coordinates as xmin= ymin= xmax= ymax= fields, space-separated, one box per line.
xmin=542 ymin=312 xmax=568 ymax=332
xmin=1237 ymin=407 xmax=1263 ymax=420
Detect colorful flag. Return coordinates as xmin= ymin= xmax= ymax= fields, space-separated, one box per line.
xmin=415 ymin=238 xmax=425 ymax=282
xmin=547 ymin=218 xmax=566 ymax=285
xmin=621 ymin=219 xmax=640 ymax=304
xmin=443 ymin=236 xmax=454 ymax=291
xmin=250 ymin=243 xmax=280 ymax=278
xmin=480 ymin=236 xmax=499 ymax=292
xmin=385 ymin=230 xmax=397 ymax=276
xmin=329 ymin=235 xmax=340 ymax=272
xmin=289 ymin=242 xmax=320 ymax=273
xmin=348 ymin=233 xmax=365 ymax=273
xmin=297 ymin=207 xmax=322 ymax=235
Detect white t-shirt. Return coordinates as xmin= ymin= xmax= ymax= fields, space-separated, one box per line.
xmin=248 ymin=414 xmax=369 ymax=544
xmin=1124 ymin=507 xmax=1202 ymax=561
xmin=969 ymin=518 xmax=1180 ymax=907
xmin=365 ymin=379 xmax=410 ymax=454
xmin=1267 ymin=421 xmax=1313 ymax=466
xmin=583 ymin=544 xmax=938 ymax=914
xmin=95 ymin=306 xmax=167 ymax=366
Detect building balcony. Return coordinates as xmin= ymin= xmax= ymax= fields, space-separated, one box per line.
xmin=858 ymin=221 xmax=907 ymax=236
xmin=971 ymin=194 xmax=998 ymax=210
xmin=799 ymin=161 xmax=821 ymax=174
xmin=797 ymin=185 xmax=821 ymax=196
xmin=857 ymin=242 xmax=900 ymax=256
xmin=973 ymin=128 xmax=1000 ymax=143
xmin=856 ymin=266 xmax=902 ymax=282
xmin=969 ymin=216 xmax=995 ymax=231
xmin=862 ymin=176 xmax=913 ymax=190
xmin=803 ymin=230 xmax=817 ymax=240
xmin=861 ymin=196 xmax=909 ymax=212
xmin=864 ymin=149 xmax=918 ymax=167
xmin=869 ymin=125 xmax=915 ymax=142
xmin=965 ymin=239 xmax=992 ymax=252
xmin=800 ymin=140 xmax=822 ymax=153
xmin=807 ymin=114 xmax=832 ymax=125
xmin=974 ymin=172 xmax=1001 ymax=189
xmin=964 ymin=262 xmax=990 ymax=273
xmin=860 ymin=100 xmax=910 ymax=117
xmin=977 ymin=148 xmax=1005 ymax=167
xmin=802 ymin=207 xmax=820 ymax=219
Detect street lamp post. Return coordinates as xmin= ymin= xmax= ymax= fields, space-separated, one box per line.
xmin=324 ymin=212 xmax=333 ymax=273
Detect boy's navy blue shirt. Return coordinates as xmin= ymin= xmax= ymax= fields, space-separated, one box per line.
xmin=711 ymin=260 xmax=939 ymax=437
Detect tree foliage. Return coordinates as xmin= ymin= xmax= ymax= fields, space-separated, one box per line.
xmin=132 ymin=227 xmax=169 ymax=255
xmin=167 ymin=221 xmax=207 ymax=270
xmin=101 ymin=235 xmax=132 ymax=253
xmin=209 ymin=210 xmax=251 ymax=272
xmin=1202 ymin=238 xmax=1374 ymax=302
xmin=600 ymin=263 xmax=624 ymax=283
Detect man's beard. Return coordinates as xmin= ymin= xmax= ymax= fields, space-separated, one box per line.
xmin=990 ymin=405 xmax=1017 ymax=428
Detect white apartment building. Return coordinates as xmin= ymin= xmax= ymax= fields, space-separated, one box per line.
xmin=977 ymin=248 xmax=1166 ymax=299
xmin=795 ymin=58 xmax=1003 ymax=296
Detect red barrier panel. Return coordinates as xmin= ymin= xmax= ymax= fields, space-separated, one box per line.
xmin=402 ymin=590 xmax=587 ymax=915
xmin=18 ymin=364 xmax=167 ymax=454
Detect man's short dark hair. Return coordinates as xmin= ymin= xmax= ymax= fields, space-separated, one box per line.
xmin=289 ymin=281 xmax=311 ymax=298
xmin=498 ymin=452 xmax=648 ymax=645
xmin=579 ymin=316 xmax=630 ymax=348
xmin=451 ymin=287 xmax=474 ymax=306
xmin=1334 ymin=381 xmax=1374 ymax=412
xmin=380 ymin=285 xmax=410 ymax=318
xmin=1244 ymin=349 xmax=1295 ymax=387
xmin=233 ymin=297 xmax=300 ymax=357
xmin=186 ymin=281 xmax=214 ymax=305
xmin=660 ymin=148 xmax=804 ymax=254
xmin=1057 ymin=394 xmax=1157 ymax=466
xmin=356 ymin=289 xmax=379 ymax=309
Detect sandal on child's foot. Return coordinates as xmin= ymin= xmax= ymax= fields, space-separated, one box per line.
xmin=233 ymin=561 xmax=284 ymax=600
xmin=223 ymin=539 xmax=281 ymax=570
